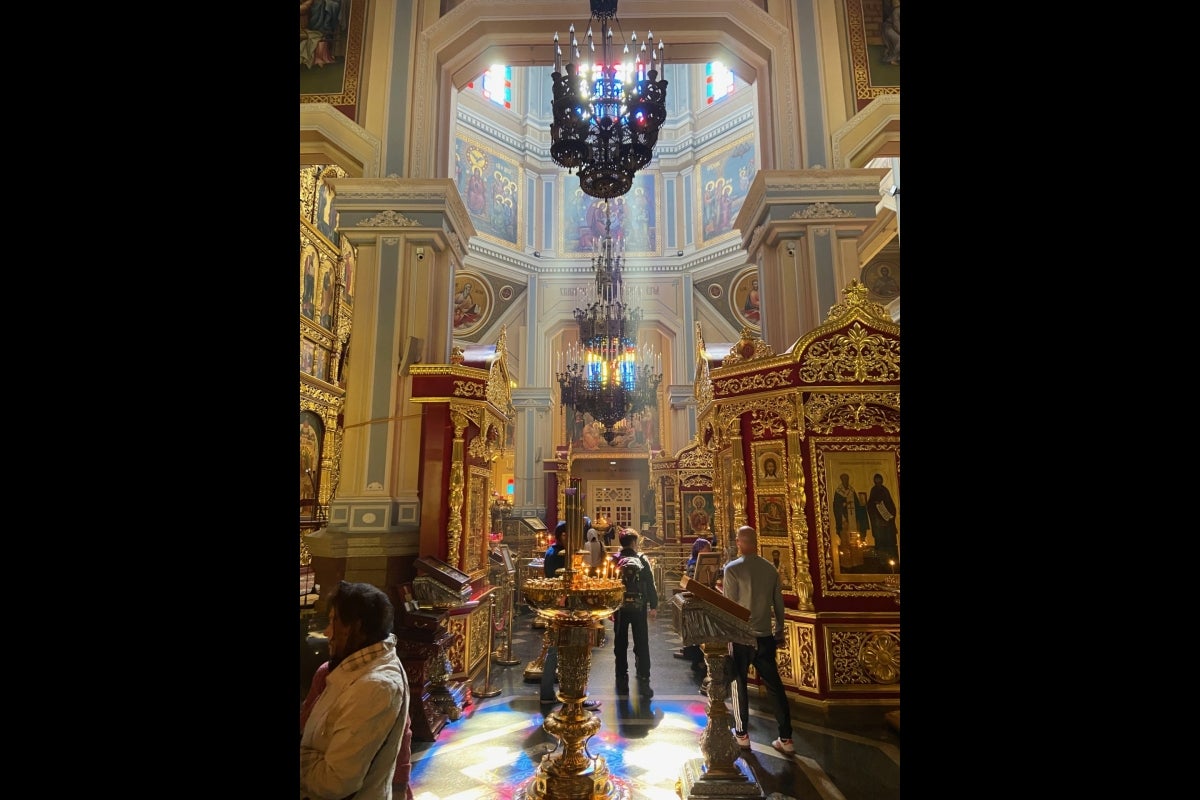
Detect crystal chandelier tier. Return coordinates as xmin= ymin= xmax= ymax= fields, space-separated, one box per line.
xmin=550 ymin=0 xmax=668 ymax=200
xmin=557 ymin=204 xmax=663 ymax=444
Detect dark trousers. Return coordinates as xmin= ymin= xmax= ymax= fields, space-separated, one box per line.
xmin=730 ymin=636 xmax=792 ymax=740
xmin=613 ymin=606 xmax=651 ymax=681
xmin=540 ymin=646 xmax=558 ymax=701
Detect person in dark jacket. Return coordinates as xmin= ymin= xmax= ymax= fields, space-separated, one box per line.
xmin=611 ymin=529 xmax=658 ymax=697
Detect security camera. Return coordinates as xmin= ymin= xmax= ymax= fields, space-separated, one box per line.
xmin=533 ymin=250 xmax=542 ymax=258
xmin=888 ymin=185 xmax=900 ymax=197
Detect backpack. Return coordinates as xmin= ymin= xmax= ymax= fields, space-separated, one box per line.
xmin=617 ymin=555 xmax=647 ymax=610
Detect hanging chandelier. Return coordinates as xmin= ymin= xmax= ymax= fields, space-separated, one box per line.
xmin=550 ymin=0 xmax=668 ymax=200
xmin=557 ymin=204 xmax=663 ymax=444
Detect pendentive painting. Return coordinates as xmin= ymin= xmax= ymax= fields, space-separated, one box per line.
xmin=813 ymin=439 xmax=900 ymax=591
xmin=731 ymin=267 xmax=762 ymax=331
xmin=696 ymin=133 xmax=756 ymax=247
xmin=300 ymin=0 xmax=368 ymax=115
xmin=560 ymin=172 xmax=659 ymax=257
xmin=454 ymin=134 xmax=523 ymax=248
xmin=846 ymin=0 xmax=901 ymax=111
xmin=452 ymin=272 xmax=492 ymax=338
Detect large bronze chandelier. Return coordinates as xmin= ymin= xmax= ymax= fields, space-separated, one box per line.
xmin=557 ymin=205 xmax=663 ymax=444
xmin=550 ymin=0 xmax=668 ymax=199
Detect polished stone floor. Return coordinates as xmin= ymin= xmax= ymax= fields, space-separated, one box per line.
xmin=402 ymin=604 xmax=899 ymax=800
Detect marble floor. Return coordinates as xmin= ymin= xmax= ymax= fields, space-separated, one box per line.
xmin=398 ymin=604 xmax=900 ymax=800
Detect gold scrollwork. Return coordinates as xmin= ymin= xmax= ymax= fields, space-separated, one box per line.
xmin=804 ymin=391 xmax=900 ymax=434
xmin=799 ymin=322 xmax=900 ymax=384
xmin=452 ymin=380 xmax=487 ymax=398
xmin=793 ymin=624 xmax=818 ymax=690
xmin=750 ymin=409 xmax=787 ymax=439
xmin=713 ymin=369 xmax=794 ymax=396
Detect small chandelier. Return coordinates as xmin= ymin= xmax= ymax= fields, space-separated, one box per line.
xmin=557 ymin=204 xmax=663 ymax=444
xmin=550 ymin=0 xmax=668 ymax=200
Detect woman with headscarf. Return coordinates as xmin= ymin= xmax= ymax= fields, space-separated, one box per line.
xmin=586 ymin=528 xmax=606 ymax=573
xmin=685 ymin=537 xmax=712 ymax=578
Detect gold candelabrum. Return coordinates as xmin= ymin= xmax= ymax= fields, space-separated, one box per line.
xmin=517 ymin=480 xmax=627 ymax=800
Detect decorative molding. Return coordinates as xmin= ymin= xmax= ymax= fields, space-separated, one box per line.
xmin=804 ymin=392 xmax=900 ymax=434
xmin=829 ymin=628 xmax=900 ymax=687
xmin=792 ymin=201 xmax=854 ymax=219
xmin=356 ymin=210 xmax=420 ymax=227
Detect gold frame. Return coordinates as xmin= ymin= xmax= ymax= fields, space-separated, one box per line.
xmin=812 ymin=438 xmax=900 ymax=594
xmin=751 ymin=440 xmax=785 ymax=488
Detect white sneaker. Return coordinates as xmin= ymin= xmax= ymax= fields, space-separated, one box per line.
xmin=771 ymin=737 xmax=795 ymax=755
xmin=733 ymin=729 xmax=750 ymax=748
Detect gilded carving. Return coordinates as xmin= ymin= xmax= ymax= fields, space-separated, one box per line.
xmin=749 ymin=410 xmax=786 ymax=439
xmin=804 ymin=392 xmax=900 ymax=434
xmin=719 ymin=326 xmax=779 ymax=367
xmin=821 ymin=281 xmax=895 ymax=328
xmin=679 ymin=474 xmax=710 ymax=488
xmin=452 ymin=380 xmax=487 ymax=398
xmin=798 ymin=322 xmax=899 ymax=384
xmin=694 ymin=322 xmax=713 ymax=409
xmin=786 ymin=423 xmax=814 ymax=611
xmin=859 ymin=632 xmax=900 ymax=684
xmin=355 ymin=209 xmax=420 ymax=227
xmin=792 ymin=623 xmax=818 ymax=690
xmin=468 ymin=434 xmax=489 ymax=461
xmin=791 ymin=201 xmax=854 ymax=218
xmin=445 ymin=616 xmax=467 ymax=677
xmin=485 ymin=327 xmax=515 ymax=416
xmin=467 ymin=469 xmax=488 ymax=575
xmin=469 ymin=598 xmax=491 ymax=671
xmin=448 ymin=410 xmax=469 ymax=568
xmin=712 ymin=369 xmax=793 ymax=395
xmin=829 ymin=629 xmax=900 ymax=686
xmin=677 ymin=441 xmax=713 ymax=471
xmin=775 ymin=624 xmax=795 ymax=683
xmin=729 ymin=434 xmax=746 ymax=529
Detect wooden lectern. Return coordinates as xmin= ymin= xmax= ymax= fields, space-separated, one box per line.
xmin=669 ymin=576 xmax=764 ymax=800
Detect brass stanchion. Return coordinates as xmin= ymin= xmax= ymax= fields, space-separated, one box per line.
xmin=495 ymin=570 xmax=521 ymax=666
xmin=472 ymin=592 xmax=503 ymax=698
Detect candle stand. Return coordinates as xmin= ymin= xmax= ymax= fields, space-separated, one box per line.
xmin=516 ymin=482 xmax=628 ymax=800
